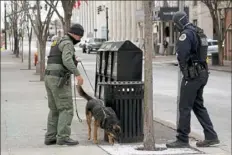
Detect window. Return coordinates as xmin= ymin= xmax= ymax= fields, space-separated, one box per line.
xmin=212 ymin=41 xmax=218 ymax=45
xmin=208 ymin=41 xmax=218 ymax=46
xmin=193 ymin=19 xmax=198 ymax=26
xmin=193 ymin=1 xmax=197 ymax=6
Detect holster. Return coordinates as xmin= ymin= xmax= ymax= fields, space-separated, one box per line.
xmin=57 ymin=72 xmax=71 ymax=88
xmin=188 ymin=66 xmax=199 ymax=79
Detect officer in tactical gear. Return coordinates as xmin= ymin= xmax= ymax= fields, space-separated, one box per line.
xmin=166 ymin=11 xmax=220 ymax=148
xmin=44 ymin=23 xmax=84 ymax=146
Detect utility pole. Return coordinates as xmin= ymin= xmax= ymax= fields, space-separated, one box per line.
xmin=4 ymin=2 xmax=7 ymax=49
xmin=106 ymin=7 xmax=109 ymax=41
xmin=176 ymin=0 xmax=184 ymax=128
xmin=94 ymin=29 xmax=97 ymax=38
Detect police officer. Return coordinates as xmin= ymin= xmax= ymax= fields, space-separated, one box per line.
xmin=166 ymin=11 xmax=220 ymax=148
xmin=44 ymin=23 xmax=84 ymax=146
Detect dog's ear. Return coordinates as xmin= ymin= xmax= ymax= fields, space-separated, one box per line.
xmin=113 ymin=125 xmax=121 ymax=133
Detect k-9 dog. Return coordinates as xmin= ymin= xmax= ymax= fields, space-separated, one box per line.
xmin=76 ymin=85 xmax=121 ymax=145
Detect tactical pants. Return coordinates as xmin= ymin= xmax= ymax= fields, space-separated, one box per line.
xmin=44 ymin=75 xmax=73 ymax=141
xmin=176 ymin=70 xmax=218 ymax=143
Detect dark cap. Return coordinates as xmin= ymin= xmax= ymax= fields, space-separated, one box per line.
xmin=68 ymin=23 xmax=84 ymax=36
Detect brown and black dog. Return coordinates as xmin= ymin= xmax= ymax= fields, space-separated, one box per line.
xmin=76 ymin=85 xmax=121 ymax=145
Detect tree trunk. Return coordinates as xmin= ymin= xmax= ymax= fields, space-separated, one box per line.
xmin=21 ymin=37 xmax=24 ymax=62
xmin=28 ymin=27 xmax=32 ymax=70
xmin=218 ymin=41 xmax=224 ymax=65
xmin=39 ymin=41 xmax=46 ymax=81
xmin=63 ymin=12 xmax=72 ymax=34
xmin=13 ymin=0 xmax=19 ymax=57
xmin=143 ymin=0 xmax=156 ymax=151
xmin=14 ymin=32 xmax=19 ymax=57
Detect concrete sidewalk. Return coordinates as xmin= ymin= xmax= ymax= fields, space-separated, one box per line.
xmin=1 ymin=51 xmax=229 ymax=155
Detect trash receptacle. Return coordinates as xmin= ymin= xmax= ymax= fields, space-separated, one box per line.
xmin=154 ymin=44 xmax=160 ymax=54
xmin=95 ymin=40 xmax=143 ymax=98
xmin=99 ymin=81 xmax=144 ymax=143
xmin=211 ymin=52 xmax=219 ymax=65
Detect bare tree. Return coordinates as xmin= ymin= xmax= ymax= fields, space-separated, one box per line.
xmin=5 ymin=2 xmax=14 ymax=51
xmin=26 ymin=21 xmax=33 ymax=70
xmin=200 ymin=0 xmax=232 ymax=65
xmin=22 ymin=0 xmax=58 ymax=81
xmin=12 ymin=0 xmax=20 ymax=57
xmin=142 ymin=0 xmax=156 ymax=151
xmin=19 ymin=0 xmax=33 ymax=69
xmin=45 ymin=0 xmax=77 ymax=34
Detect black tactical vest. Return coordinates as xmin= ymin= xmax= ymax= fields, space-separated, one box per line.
xmin=47 ymin=39 xmax=78 ymax=70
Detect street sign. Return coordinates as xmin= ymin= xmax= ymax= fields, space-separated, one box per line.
xmin=135 ymin=9 xmax=144 ymax=22
xmin=153 ymin=6 xmax=189 ymax=21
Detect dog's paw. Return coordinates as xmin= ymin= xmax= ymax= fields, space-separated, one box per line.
xmin=109 ymin=139 xmax=114 ymax=145
xmin=93 ymin=139 xmax=98 ymax=144
xmin=88 ymin=137 xmax=91 ymax=140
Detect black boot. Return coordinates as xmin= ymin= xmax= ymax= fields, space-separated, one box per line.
xmin=196 ymin=138 xmax=220 ymax=147
xmin=57 ymin=138 xmax=79 ymax=146
xmin=166 ymin=140 xmax=190 ymax=148
xmin=45 ymin=139 xmax=57 ymax=145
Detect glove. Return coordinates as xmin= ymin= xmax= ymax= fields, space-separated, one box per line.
xmin=182 ymin=69 xmax=190 ymax=81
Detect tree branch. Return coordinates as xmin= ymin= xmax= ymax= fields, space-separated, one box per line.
xmin=44 ymin=0 xmax=64 ymax=23
xmin=44 ymin=0 xmax=59 ymax=38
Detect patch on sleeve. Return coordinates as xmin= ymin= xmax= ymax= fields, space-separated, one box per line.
xmin=179 ymin=34 xmax=186 ymax=41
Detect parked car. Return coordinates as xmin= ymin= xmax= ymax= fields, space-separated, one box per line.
xmin=86 ymin=38 xmax=106 ymax=54
xmin=207 ymin=39 xmax=218 ymax=56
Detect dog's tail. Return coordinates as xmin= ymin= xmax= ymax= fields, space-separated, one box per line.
xmin=76 ymin=85 xmax=93 ymax=101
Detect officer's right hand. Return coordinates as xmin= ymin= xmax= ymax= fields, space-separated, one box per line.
xmin=76 ymin=75 xmax=84 ymax=85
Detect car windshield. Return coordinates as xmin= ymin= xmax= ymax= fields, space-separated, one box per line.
xmin=88 ymin=38 xmax=94 ymax=43
xmin=94 ymin=38 xmax=106 ymax=43
xmin=211 ymin=41 xmax=218 ymax=45
xmin=208 ymin=41 xmax=218 ymax=46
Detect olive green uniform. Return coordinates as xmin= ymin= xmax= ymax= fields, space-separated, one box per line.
xmin=44 ymin=35 xmax=80 ymax=142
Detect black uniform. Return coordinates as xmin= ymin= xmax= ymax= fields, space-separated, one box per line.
xmin=166 ymin=11 xmax=219 ymax=148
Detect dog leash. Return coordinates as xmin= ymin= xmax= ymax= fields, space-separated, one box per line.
xmin=79 ymin=60 xmax=95 ymax=92
xmin=72 ymin=60 xmax=95 ymax=122
xmin=73 ymin=75 xmax=83 ymax=123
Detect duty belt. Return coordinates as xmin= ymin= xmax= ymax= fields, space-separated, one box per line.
xmin=45 ymin=70 xmax=66 ymax=77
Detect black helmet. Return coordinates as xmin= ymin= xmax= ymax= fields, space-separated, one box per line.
xmin=172 ymin=11 xmax=189 ymax=32
xmin=68 ymin=23 xmax=84 ymax=36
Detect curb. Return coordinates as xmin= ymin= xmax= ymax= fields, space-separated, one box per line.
xmin=154 ymin=117 xmax=203 ymax=141
xmin=209 ymin=68 xmax=231 ymax=73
